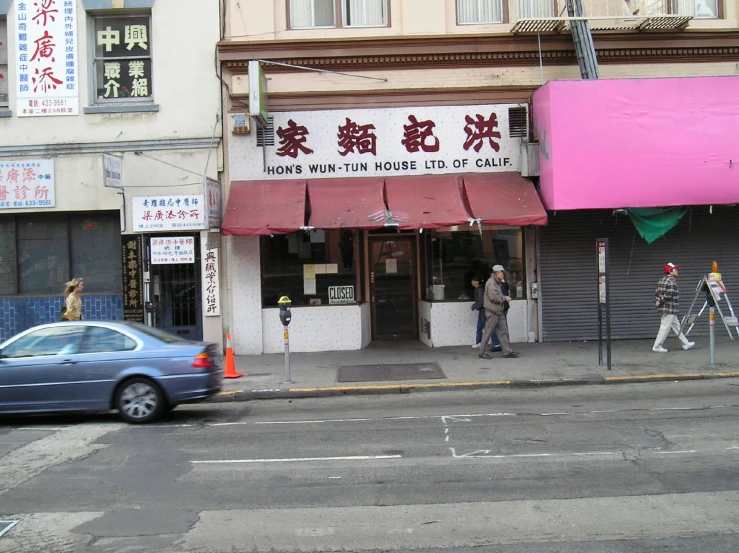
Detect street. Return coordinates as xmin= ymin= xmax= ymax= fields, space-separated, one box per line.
xmin=1 ymin=379 xmax=739 ymax=553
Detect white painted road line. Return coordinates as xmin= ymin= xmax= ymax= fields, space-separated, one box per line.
xmin=191 ymin=454 xmax=403 ymax=464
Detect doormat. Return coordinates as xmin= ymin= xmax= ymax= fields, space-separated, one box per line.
xmin=338 ymin=362 xmax=446 ymax=383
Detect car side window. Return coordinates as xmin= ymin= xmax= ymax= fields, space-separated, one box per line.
xmin=1 ymin=326 xmax=87 ymax=358
xmin=79 ymin=327 xmax=138 ymax=354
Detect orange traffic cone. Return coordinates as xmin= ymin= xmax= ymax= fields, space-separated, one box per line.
xmin=223 ymin=333 xmax=243 ymax=379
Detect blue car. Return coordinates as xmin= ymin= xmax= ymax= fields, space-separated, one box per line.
xmin=0 ymin=321 xmax=223 ymax=423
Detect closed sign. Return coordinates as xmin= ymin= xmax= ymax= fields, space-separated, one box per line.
xmin=328 ymin=285 xmax=355 ymax=304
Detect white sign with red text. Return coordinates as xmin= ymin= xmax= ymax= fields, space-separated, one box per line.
xmin=150 ymin=237 xmax=195 ymax=265
xmin=0 ymin=159 xmax=55 ymax=209
xmin=131 ymin=195 xmax=206 ymax=232
xmin=229 ymin=104 xmax=526 ymax=180
xmin=15 ymin=0 xmax=79 ymax=117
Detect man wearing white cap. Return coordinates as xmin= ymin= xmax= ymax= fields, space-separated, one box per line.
xmin=652 ymin=262 xmax=695 ymax=353
xmin=478 ymin=265 xmax=520 ymax=359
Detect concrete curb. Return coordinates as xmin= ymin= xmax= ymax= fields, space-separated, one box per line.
xmin=210 ymin=370 xmax=739 ymax=402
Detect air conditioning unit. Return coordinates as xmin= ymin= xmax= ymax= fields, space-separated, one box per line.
xmin=520 ymin=142 xmax=540 ymax=177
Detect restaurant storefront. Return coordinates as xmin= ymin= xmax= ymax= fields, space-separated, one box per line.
xmin=222 ymin=103 xmax=547 ymax=354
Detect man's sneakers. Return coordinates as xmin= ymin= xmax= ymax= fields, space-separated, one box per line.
xmin=472 ymin=343 xmax=481 ymax=349
xmin=653 ymin=342 xmax=695 ymax=353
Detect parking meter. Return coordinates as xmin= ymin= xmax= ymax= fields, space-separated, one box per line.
xmin=277 ymin=296 xmax=293 ymax=384
xmin=278 ymin=296 xmax=292 ymax=326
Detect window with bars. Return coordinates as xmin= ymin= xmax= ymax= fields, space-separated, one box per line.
xmin=0 ymin=212 xmax=123 ymax=296
xmin=289 ymin=0 xmax=388 ymax=29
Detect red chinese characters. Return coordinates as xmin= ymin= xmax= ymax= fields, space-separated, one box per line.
xmin=337 ymin=118 xmax=377 ymax=156
xmin=29 ymin=0 xmax=63 ymax=95
xmin=276 ymin=119 xmax=314 ymax=158
xmin=463 ymin=113 xmax=501 ymax=153
xmin=402 ymin=115 xmax=440 ymax=153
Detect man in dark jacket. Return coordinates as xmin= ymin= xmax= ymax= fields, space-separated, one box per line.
xmin=470 ymin=276 xmax=486 ymax=348
xmin=479 ymin=265 xmax=519 ymax=359
xmin=652 ymin=262 xmax=695 ymax=353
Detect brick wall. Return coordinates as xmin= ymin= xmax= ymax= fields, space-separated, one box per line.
xmin=0 ymin=295 xmax=124 ymax=342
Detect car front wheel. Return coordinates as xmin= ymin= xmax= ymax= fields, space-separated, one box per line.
xmin=115 ymin=377 xmax=166 ymax=424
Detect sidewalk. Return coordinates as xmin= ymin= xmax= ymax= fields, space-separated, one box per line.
xmin=214 ymin=335 xmax=739 ymax=402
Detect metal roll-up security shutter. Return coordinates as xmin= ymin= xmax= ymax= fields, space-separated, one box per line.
xmin=539 ymin=207 xmax=739 ymax=341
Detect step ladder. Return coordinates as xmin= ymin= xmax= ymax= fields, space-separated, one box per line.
xmin=566 ymin=0 xmax=600 ymax=80
xmin=681 ymin=273 xmax=739 ymax=340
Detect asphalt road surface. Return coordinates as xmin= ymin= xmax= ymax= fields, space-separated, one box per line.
xmin=1 ymin=379 xmax=739 ymax=553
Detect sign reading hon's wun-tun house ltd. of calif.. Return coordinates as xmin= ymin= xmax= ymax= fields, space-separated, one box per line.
xmin=230 ymin=104 xmax=527 ymax=180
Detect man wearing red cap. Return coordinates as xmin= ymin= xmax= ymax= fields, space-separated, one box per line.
xmin=652 ymin=263 xmax=695 ymax=353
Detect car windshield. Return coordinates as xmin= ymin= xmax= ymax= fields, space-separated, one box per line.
xmin=123 ymin=322 xmax=189 ymax=344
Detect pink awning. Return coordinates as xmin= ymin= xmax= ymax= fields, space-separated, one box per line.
xmin=307 ymin=177 xmax=387 ymax=229
xmin=463 ymin=173 xmax=547 ymax=226
xmin=384 ymin=174 xmax=470 ymax=229
xmin=222 ymin=180 xmax=306 ymax=235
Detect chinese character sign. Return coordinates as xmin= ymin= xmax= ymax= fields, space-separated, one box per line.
xmin=131 ymin=195 xmax=206 ymax=232
xmin=95 ymin=16 xmax=152 ymax=101
xmin=15 ymin=0 xmax=79 ymax=116
xmin=201 ymin=248 xmax=220 ymax=317
xmin=150 ymin=237 xmax=195 ymax=265
xmin=121 ymin=235 xmax=145 ymax=323
xmin=230 ymin=104 xmax=525 ymax=180
xmin=0 ymin=159 xmax=55 ymax=209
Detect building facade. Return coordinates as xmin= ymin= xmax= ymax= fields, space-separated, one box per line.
xmin=0 ymin=0 xmax=223 ymax=345
xmin=217 ymin=0 xmax=739 ymax=353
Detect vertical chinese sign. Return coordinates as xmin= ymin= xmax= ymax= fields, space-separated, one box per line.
xmin=16 ymin=0 xmax=79 ymax=116
xmin=201 ymin=248 xmax=220 ymax=317
xmin=121 ymin=234 xmax=145 ymax=323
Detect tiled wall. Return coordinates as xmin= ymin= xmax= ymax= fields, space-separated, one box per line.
xmin=0 ymin=295 xmax=124 ymax=342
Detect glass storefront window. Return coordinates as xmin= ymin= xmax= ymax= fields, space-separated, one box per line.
xmin=423 ymin=225 xmax=526 ymax=302
xmin=261 ymin=230 xmax=363 ymax=307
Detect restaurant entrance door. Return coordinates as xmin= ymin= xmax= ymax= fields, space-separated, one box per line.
xmin=368 ymin=236 xmax=417 ymax=340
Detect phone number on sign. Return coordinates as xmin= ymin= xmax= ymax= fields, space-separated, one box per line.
xmin=0 ymin=200 xmax=53 ymax=208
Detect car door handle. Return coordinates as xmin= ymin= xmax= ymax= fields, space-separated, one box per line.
xmin=61 ymin=359 xmax=77 ymax=365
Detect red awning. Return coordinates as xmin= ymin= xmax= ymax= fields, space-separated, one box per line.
xmin=384 ymin=174 xmax=470 ymax=229
xmin=222 ymin=180 xmax=307 ymax=235
xmin=463 ymin=173 xmax=548 ymax=226
xmin=307 ymin=177 xmax=387 ymax=229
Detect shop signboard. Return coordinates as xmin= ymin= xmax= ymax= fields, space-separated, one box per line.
xmin=131 ymin=195 xmax=206 ymax=232
xmin=121 ymin=235 xmax=145 ymax=323
xmin=150 ymin=236 xmax=195 ymax=264
xmin=0 ymin=159 xmax=55 ymax=209
xmin=230 ymin=104 xmax=527 ymax=180
xmin=202 ymin=248 xmax=220 ymax=316
xmin=15 ymin=0 xmax=79 ymax=116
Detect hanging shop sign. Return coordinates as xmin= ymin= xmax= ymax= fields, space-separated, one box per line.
xmin=0 ymin=159 xmax=55 ymax=209
xmin=202 ymin=247 xmax=220 ymax=316
xmin=15 ymin=0 xmax=79 ymax=116
xmin=131 ymin=195 xmax=206 ymax=232
xmin=121 ymin=234 xmax=145 ymax=323
xmin=150 ymin=236 xmax=195 ymax=265
xmin=230 ymin=104 xmax=527 ymax=180
xmin=204 ymin=177 xmax=221 ymax=229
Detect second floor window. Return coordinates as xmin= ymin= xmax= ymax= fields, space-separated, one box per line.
xmin=93 ymin=14 xmax=153 ymax=104
xmin=289 ymin=0 xmax=388 ymax=29
xmin=457 ymin=0 xmax=505 ymax=24
xmin=0 ymin=18 xmax=8 ymax=107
